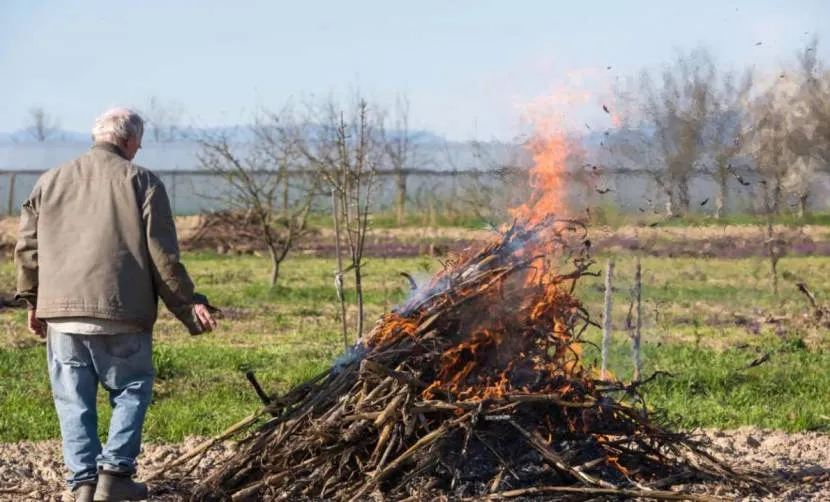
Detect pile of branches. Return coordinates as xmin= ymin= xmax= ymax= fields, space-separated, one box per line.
xmin=182 ymin=209 xmax=320 ymax=255
xmin=180 ymin=210 xmax=265 ymax=254
xmin=177 ymin=218 xmax=764 ymax=501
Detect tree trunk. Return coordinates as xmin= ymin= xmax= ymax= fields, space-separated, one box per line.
xmin=449 ymin=170 xmax=458 ymax=218
xmin=762 ymin=183 xmax=779 ymax=296
xmin=798 ymin=192 xmax=809 ymax=219
xmin=664 ymin=187 xmax=675 ymax=217
xmin=677 ymin=176 xmax=691 ymax=216
xmin=332 ymin=189 xmax=349 ymax=350
xmin=281 ymin=171 xmax=290 ymax=217
xmin=395 ymin=170 xmax=407 ymax=225
xmin=268 ymin=246 xmax=281 ymax=288
xmin=354 ymin=262 xmax=364 ymax=340
xmin=715 ymin=171 xmax=729 ymax=219
xmin=771 ymin=176 xmax=784 ymax=214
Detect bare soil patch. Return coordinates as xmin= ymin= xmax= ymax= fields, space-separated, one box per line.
xmin=0 ymin=428 xmax=827 ymax=501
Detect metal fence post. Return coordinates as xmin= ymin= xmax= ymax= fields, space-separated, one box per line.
xmin=5 ymin=173 xmax=16 ymax=216
xmin=171 ymin=172 xmax=178 ymax=215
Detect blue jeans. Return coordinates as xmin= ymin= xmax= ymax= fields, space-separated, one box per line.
xmin=46 ymin=327 xmax=154 ymax=489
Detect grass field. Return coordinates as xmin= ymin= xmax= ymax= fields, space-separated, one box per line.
xmin=1 ymin=238 xmax=829 ymax=444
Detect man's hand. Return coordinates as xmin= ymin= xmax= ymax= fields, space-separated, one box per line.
xmin=194 ymin=303 xmax=218 ymax=332
xmin=27 ymin=308 xmax=47 ymax=338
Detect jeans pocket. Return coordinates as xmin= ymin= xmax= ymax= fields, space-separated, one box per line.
xmin=103 ymin=334 xmax=145 ymax=359
xmin=48 ymin=328 xmax=90 ymax=367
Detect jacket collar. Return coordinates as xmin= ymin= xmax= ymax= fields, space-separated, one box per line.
xmin=91 ymin=141 xmax=128 ymax=160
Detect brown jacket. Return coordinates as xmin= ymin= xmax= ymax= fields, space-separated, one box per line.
xmin=14 ymin=142 xmax=208 ymax=335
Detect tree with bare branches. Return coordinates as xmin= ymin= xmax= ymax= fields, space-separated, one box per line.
xmin=793 ymin=37 xmax=830 ymax=167
xmin=143 ymin=96 xmax=185 ymax=143
xmin=743 ymin=68 xmax=812 ymax=216
xmin=297 ymin=95 xmax=385 ymax=344
xmin=780 ymin=38 xmax=830 ymax=218
xmin=612 ymin=48 xmax=716 ymax=216
xmin=385 ymin=95 xmax=426 ymax=225
xmin=701 ymin=67 xmax=754 ymax=218
xmin=196 ymin=109 xmax=320 ymax=287
xmin=26 ymin=107 xmax=60 ymax=142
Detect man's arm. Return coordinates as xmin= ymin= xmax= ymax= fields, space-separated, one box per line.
xmin=14 ymin=188 xmax=40 ymax=309
xmin=14 ymin=186 xmax=47 ymax=337
xmin=142 ymin=177 xmax=216 ymax=334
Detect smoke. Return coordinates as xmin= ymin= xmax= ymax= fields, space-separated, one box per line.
xmin=332 ymin=343 xmax=369 ymax=375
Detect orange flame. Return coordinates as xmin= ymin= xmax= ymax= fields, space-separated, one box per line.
xmin=367 ymin=80 xmax=606 ymax=405
xmin=509 ymin=114 xmax=571 ymax=225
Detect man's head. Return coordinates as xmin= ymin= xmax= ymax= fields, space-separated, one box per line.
xmin=91 ymin=107 xmax=144 ymax=160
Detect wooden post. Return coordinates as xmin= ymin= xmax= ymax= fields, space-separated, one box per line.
xmin=601 ymin=259 xmax=615 ymax=380
xmin=5 ymin=173 xmax=16 ymax=215
xmin=632 ymin=257 xmax=642 ymax=382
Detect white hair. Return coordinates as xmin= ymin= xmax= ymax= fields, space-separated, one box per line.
xmin=91 ymin=107 xmax=144 ymax=144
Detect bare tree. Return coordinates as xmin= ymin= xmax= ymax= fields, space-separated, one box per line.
xmin=612 ymin=48 xmax=716 ymax=216
xmin=701 ymin=67 xmax=754 ymax=218
xmin=465 ymin=137 xmax=537 ymax=223
xmin=297 ymin=95 xmax=385 ymax=343
xmin=196 ymin=109 xmax=319 ymax=287
xmin=143 ymin=96 xmax=184 ymax=143
xmin=27 ymin=107 xmax=60 ymax=142
xmin=780 ymin=39 xmax=830 ymax=218
xmin=793 ymin=37 xmax=830 ymax=166
xmin=385 ymin=95 xmax=425 ymax=225
xmin=783 ymin=156 xmax=819 ymax=218
xmin=744 ymin=76 xmax=801 ymax=215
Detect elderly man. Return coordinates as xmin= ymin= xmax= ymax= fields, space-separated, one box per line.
xmin=14 ymin=107 xmax=218 ymax=502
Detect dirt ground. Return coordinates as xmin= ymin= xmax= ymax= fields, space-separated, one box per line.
xmin=0 ymin=427 xmax=827 ymax=501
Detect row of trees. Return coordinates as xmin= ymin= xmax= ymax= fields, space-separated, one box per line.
xmin=607 ymin=38 xmax=830 ymax=218
xmin=196 ymin=95 xmax=423 ymax=347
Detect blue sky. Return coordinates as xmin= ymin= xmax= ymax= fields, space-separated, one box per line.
xmin=0 ymin=0 xmax=827 ymax=140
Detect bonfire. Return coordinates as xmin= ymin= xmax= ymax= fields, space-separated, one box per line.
xmin=148 ymin=121 xmax=769 ymax=501
xmin=147 ymin=216 xmax=763 ymax=502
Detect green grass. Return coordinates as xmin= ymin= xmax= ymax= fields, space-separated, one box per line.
xmin=2 ymin=333 xmax=826 ymax=442
xmin=583 ymin=336 xmax=830 ymax=432
xmin=0 ymin=342 xmax=334 ymax=442
xmin=1 ymin=246 xmax=829 ymax=443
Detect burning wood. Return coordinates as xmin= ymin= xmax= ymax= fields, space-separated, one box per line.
xmin=169 ymin=218 xmax=765 ymax=501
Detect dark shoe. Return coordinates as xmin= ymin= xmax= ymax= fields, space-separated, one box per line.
xmin=72 ymin=483 xmax=96 ymax=502
xmin=93 ymin=471 xmax=148 ymax=501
